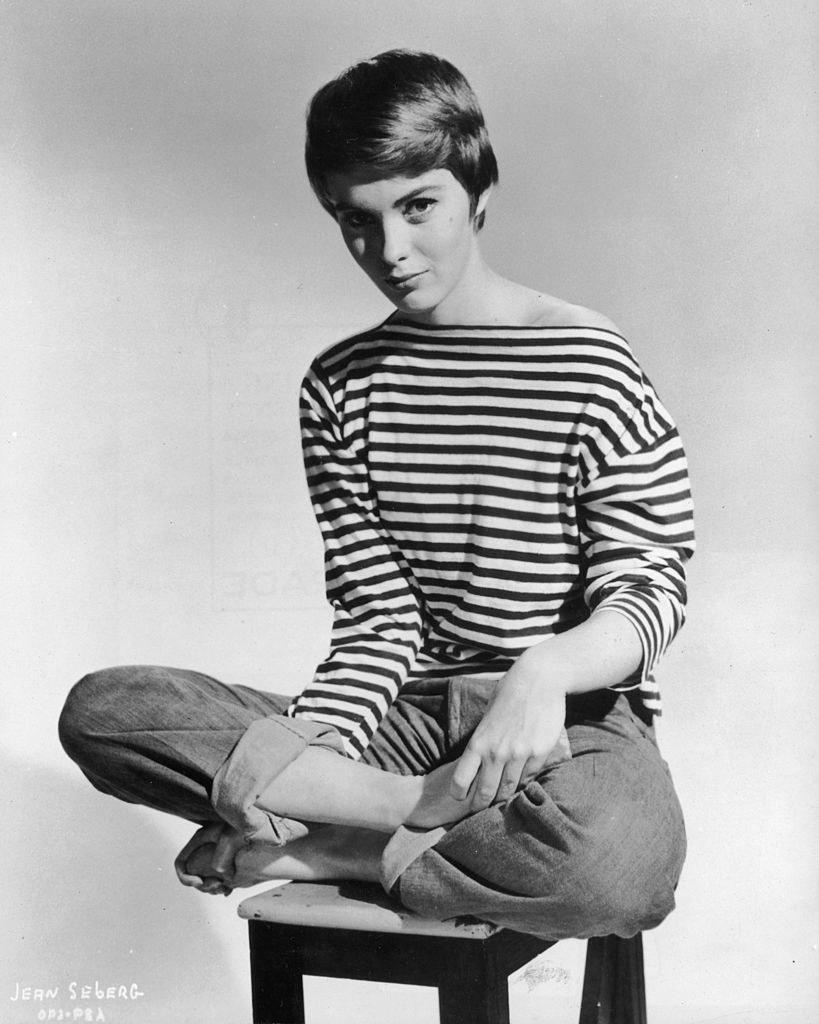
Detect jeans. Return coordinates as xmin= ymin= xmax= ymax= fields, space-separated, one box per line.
xmin=58 ymin=665 xmax=686 ymax=941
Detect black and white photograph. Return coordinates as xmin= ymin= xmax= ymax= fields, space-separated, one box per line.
xmin=3 ymin=2 xmax=816 ymax=1023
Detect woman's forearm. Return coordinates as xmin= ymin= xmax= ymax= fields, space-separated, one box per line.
xmin=516 ymin=609 xmax=643 ymax=695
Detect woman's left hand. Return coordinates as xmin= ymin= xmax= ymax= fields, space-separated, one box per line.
xmin=449 ymin=653 xmax=569 ymax=811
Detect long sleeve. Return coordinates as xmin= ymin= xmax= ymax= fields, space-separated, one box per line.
xmin=577 ymin=365 xmax=695 ymax=712
xmin=287 ymin=360 xmax=424 ymax=758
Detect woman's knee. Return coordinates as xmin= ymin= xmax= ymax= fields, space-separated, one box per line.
xmin=508 ymin=786 xmax=686 ymax=936
xmin=541 ymin=819 xmax=686 ymax=938
xmin=521 ymin=741 xmax=686 ymax=936
xmin=58 ymin=665 xmax=156 ymax=762
xmin=576 ymin=857 xmax=682 ymax=937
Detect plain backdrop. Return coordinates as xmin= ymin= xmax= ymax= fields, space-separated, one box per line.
xmin=3 ymin=2 xmax=817 ymax=1022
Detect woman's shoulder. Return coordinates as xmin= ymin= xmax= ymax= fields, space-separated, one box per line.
xmin=526 ymin=291 xmax=622 ymax=336
xmin=307 ymin=320 xmax=391 ymax=376
xmin=524 ymin=291 xmax=648 ymax=392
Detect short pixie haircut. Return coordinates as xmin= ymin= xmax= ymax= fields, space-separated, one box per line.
xmin=305 ymin=50 xmax=499 ymax=229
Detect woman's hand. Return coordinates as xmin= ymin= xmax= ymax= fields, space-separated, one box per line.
xmin=450 ymin=653 xmax=570 ymax=812
xmin=174 ymin=822 xmax=247 ymax=895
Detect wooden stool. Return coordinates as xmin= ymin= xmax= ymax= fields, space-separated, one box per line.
xmin=238 ymin=881 xmax=647 ymax=1024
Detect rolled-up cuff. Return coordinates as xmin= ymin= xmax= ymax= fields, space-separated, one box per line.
xmin=211 ymin=715 xmax=345 ymax=846
xmin=380 ymin=824 xmax=449 ymax=896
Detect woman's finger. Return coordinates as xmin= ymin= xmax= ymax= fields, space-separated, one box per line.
xmin=520 ymin=754 xmax=548 ymax=787
xmin=469 ymin=759 xmax=505 ymax=811
xmin=450 ymin=747 xmax=482 ymax=800
xmin=493 ymin=758 xmax=526 ymax=804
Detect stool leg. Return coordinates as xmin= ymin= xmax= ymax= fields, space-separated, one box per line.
xmin=579 ymin=934 xmax=647 ymax=1024
xmin=437 ymin=939 xmax=511 ymax=1024
xmin=248 ymin=921 xmax=305 ymax=1024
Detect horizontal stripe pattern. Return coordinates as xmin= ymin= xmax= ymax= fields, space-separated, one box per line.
xmin=288 ymin=320 xmax=695 ymax=757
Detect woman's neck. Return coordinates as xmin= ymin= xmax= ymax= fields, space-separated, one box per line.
xmin=399 ymin=266 xmax=564 ymax=329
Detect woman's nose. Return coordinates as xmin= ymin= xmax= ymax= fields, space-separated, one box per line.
xmin=379 ymin=219 xmax=410 ymax=266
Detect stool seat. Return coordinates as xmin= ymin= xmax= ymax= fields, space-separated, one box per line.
xmin=238 ymin=881 xmax=647 ymax=1024
xmin=239 ymin=880 xmax=498 ymax=938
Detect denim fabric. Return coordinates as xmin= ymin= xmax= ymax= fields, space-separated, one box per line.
xmin=378 ymin=674 xmax=572 ymax=894
xmin=211 ymin=714 xmax=344 ymax=844
xmin=59 ymin=665 xmax=685 ymax=940
xmin=58 ymin=665 xmax=344 ymax=843
xmin=385 ymin=686 xmax=686 ymax=940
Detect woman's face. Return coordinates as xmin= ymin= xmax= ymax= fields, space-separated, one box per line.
xmin=324 ymin=167 xmax=489 ymax=322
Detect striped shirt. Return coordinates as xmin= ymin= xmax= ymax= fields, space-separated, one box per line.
xmin=287 ymin=318 xmax=695 ymax=759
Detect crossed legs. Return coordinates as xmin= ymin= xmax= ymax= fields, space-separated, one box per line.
xmin=59 ymin=665 xmax=686 ymax=940
xmin=57 ymin=665 xmax=471 ymax=891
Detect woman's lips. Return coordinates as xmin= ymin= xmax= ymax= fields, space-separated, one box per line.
xmin=385 ymin=271 xmax=426 ymax=290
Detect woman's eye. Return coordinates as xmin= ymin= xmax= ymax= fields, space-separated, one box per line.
xmin=340 ymin=212 xmax=371 ymax=230
xmin=405 ymin=198 xmax=436 ymax=219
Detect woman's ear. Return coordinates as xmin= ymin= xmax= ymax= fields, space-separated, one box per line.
xmin=473 ymin=186 xmax=492 ymax=230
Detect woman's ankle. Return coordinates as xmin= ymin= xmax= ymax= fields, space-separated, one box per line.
xmin=322 ymin=826 xmax=388 ymax=882
xmin=229 ymin=825 xmax=387 ymax=886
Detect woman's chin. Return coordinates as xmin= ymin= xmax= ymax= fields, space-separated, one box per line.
xmin=390 ymin=292 xmax=440 ymax=320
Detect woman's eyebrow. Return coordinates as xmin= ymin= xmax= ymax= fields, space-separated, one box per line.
xmin=394 ymin=184 xmax=443 ymax=206
xmin=332 ymin=184 xmax=443 ymax=215
xmin=332 ymin=198 xmax=365 ymax=214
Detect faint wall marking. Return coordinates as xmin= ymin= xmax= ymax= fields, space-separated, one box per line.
xmin=515 ymin=959 xmax=572 ymax=991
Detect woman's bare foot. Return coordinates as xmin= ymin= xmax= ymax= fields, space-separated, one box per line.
xmin=175 ymin=821 xmax=239 ymax=895
xmin=176 ymin=759 xmax=480 ymax=896
xmin=185 ymin=842 xmax=229 ymax=880
xmin=185 ymin=825 xmax=387 ymax=890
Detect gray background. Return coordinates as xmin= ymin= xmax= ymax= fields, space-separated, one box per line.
xmin=3 ymin=1 xmax=816 ymax=1022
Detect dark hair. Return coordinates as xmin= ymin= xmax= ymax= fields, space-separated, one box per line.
xmin=305 ymin=50 xmax=499 ymax=229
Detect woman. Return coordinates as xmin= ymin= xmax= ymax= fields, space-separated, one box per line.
xmin=59 ymin=50 xmax=694 ymax=940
